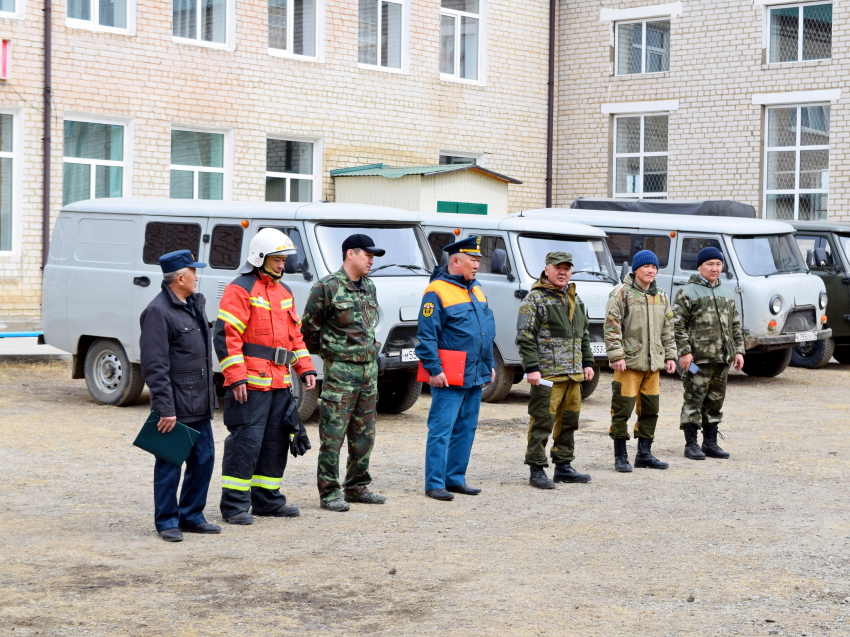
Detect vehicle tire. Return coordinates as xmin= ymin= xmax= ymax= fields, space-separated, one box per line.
xmin=482 ymin=351 xmax=514 ymax=403
xmin=377 ymin=372 xmax=422 ymax=414
xmin=84 ymin=338 xmax=145 ymax=406
xmin=580 ymin=365 xmax=601 ymax=400
xmin=790 ymin=336 xmax=835 ymax=369
xmin=290 ymin=372 xmax=319 ymax=422
xmin=741 ymin=348 xmax=793 ymax=378
xmin=832 ymin=345 xmax=850 ymax=365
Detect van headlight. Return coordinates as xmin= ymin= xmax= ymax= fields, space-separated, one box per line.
xmin=769 ymin=295 xmax=782 ymax=315
xmin=819 ymin=291 xmax=828 ymax=310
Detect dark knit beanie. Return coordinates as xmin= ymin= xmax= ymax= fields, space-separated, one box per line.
xmin=631 ymin=250 xmax=659 ymax=271
xmin=696 ymin=246 xmax=724 ymax=267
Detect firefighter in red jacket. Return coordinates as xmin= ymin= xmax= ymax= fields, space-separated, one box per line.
xmin=214 ymin=228 xmax=317 ymax=525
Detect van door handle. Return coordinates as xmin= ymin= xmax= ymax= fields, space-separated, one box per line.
xmin=134 ymin=276 xmax=151 ymax=287
xmin=673 ymin=281 xmax=686 ymax=286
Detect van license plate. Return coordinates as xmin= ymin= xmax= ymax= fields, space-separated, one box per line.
xmin=401 ymin=348 xmax=419 ymax=362
xmin=795 ymin=331 xmax=816 ymax=343
xmin=591 ymin=343 xmax=606 ymax=356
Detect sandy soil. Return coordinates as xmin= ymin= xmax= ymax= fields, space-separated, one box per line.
xmin=0 ymin=360 xmax=848 ymax=636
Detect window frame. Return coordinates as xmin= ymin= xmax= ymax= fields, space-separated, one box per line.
xmin=267 ymin=0 xmax=325 ymax=62
xmin=169 ymin=125 xmax=232 ymax=201
xmin=0 ymin=0 xmax=26 ymax=20
xmin=265 ymin=134 xmax=322 ymax=203
xmin=614 ymin=17 xmax=671 ymax=76
xmin=62 ymin=113 xmax=134 ymax=207
xmin=612 ymin=111 xmax=669 ymax=199
xmin=439 ymin=0 xmax=487 ymax=85
xmin=357 ymin=0 xmax=409 ymax=74
xmin=66 ymin=0 xmax=137 ymax=35
xmin=763 ymin=102 xmax=830 ymax=221
xmin=171 ymin=0 xmax=236 ymax=51
xmin=0 ymin=106 xmax=22 ymax=256
xmin=765 ymin=0 xmax=832 ymax=65
xmin=439 ymin=149 xmax=484 ymax=166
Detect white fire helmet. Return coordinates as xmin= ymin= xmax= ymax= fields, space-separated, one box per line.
xmin=239 ymin=228 xmax=297 ymax=273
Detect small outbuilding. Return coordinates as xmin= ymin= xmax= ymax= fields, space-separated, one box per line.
xmin=331 ymin=163 xmax=522 ymax=216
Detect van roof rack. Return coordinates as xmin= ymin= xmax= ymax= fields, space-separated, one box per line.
xmin=570 ymin=198 xmax=756 ymax=218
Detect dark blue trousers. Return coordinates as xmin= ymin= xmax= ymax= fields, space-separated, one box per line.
xmin=153 ymin=419 xmax=214 ymax=531
xmin=425 ymin=385 xmax=482 ymax=491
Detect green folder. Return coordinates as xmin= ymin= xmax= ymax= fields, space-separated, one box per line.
xmin=133 ymin=411 xmax=200 ymax=467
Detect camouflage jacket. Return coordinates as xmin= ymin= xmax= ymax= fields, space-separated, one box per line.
xmin=604 ymin=273 xmax=677 ymax=372
xmin=672 ymin=274 xmax=745 ymax=365
xmin=301 ymin=268 xmax=379 ymax=363
xmin=516 ymin=276 xmax=593 ymax=378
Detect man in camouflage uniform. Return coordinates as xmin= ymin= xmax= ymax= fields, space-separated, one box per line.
xmin=301 ymin=234 xmax=387 ymax=511
xmin=672 ymin=246 xmax=745 ymax=460
xmin=516 ymin=251 xmax=595 ymax=489
xmin=604 ymin=250 xmax=677 ymax=473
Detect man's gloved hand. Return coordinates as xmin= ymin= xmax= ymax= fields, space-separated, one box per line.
xmin=289 ymin=425 xmax=312 ymax=457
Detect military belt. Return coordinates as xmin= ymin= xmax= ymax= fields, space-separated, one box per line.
xmin=242 ymin=343 xmax=297 ymax=365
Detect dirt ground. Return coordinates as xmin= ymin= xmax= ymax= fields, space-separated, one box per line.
xmin=0 ymin=360 xmax=848 ymax=637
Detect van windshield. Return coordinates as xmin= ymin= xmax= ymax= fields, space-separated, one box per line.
xmin=732 ymin=234 xmax=805 ymax=276
xmin=517 ymin=234 xmax=617 ymax=283
xmin=315 ymin=225 xmax=431 ymax=276
xmin=837 ymin=235 xmax=850 ymax=261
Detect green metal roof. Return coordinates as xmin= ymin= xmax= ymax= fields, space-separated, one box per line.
xmin=330 ymin=163 xmax=522 ymax=184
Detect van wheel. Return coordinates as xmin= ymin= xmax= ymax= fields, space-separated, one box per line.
xmin=832 ymin=345 xmax=850 ymax=365
xmin=741 ymin=348 xmax=792 ymax=378
xmin=290 ymin=373 xmax=319 ymax=422
xmin=377 ymin=372 xmax=422 ymax=414
xmin=84 ymin=338 xmax=144 ymax=406
xmin=790 ymin=336 xmax=835 ymax=369
xmin=482 ymin=352 xmax=514 ymax=403
xmin=580 ymin=365 xmax=601 ymax=399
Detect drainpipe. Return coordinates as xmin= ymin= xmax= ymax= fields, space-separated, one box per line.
xmin=545 ymin=0 xmax=556 ymax=208
xmin=42 ymin=0 xmax=52 ymax=266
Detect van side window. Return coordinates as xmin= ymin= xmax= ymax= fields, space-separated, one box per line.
xmin=680 ymin=237 xmax=723 ymax=271
xmin=642 ymin=235 xmax=670 ymax=268
xmin=795 ymin=234 xmax=833 ymax=268
xmin=428 ymin=232 xmax=455 ymax=260
xmin=143 ymin=222 xmax=202 ymax=265
xmin=474 ymin=235 xmax=511 ymax=274
xmin=262 ymin=226 xmax=307 ymax=273
xmin=209 ymin=225 xmax=244 ymax=270
xmin=606 ymin=233 xmax=632 ymax=265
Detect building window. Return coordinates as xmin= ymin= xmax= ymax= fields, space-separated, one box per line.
xmin=615 ymin=19 xmax=670 ymax=75
xmin=440 ymin=0 xmax=481 ymax=81
xmin=68 ymin=0 xmax=130 ymax=31
xmin=613 ymin=114 xmax=668 ymax=199
xmin=358 ymin=0 xmax=403 ymax=69
xmin=268 ymin=0 xmax=316 ymax=57
xmin=0 ymin=114 xmax=13 ymax=251
xmin=170 ymin=129 xmax=225 ymax=200
xmin=0 ymin=0 xmax=17 ymax=16
xmin=265 ymin=139 xmax=314 ymax=203
xmin=173 ymin=0 xmax=227 ymax=45
xmin=768 ymin=2 xmax=831 ymax=63
xmin=62 ymin=120 xmax=125 ymax=206
xmin=764 ymin=104 xmax=829 ymax=221
xmin=439 ymin=154 xmax=476 ymax=165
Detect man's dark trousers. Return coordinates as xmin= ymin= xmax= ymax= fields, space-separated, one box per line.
xmin=153 ymin=419 xmax=214 ymax=532
xmin=220 ymin=388 xmax=292 ymax=518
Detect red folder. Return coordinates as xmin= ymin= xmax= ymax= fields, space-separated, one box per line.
xmin=417 ymin=349 xmax=467 ymax=386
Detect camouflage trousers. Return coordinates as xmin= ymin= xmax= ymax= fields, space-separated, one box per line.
xmin=525 ymin=379 xmax=582 ymax=467
xmin=680 ymin=362 xmax=728 ymax=430
xmin=317 ymin=359 xmax=378 ymax=502
xmin=610 ymin=369 xmax=661 ymax=440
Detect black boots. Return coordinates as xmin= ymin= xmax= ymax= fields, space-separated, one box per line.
xmin=553 ymin=462 xmax=591 ymax=483
xmin=683 ymin=426 xmax=706 ymax=460
xmin=634 ymin=438 xmax=669 ymax=469
xmin=701 ymin=425 xmax=730 ymax=459
xmin=529 ymin=465 xmax=556 ymax=489
xmin=613 ymin=439 xmax=632 ymax=472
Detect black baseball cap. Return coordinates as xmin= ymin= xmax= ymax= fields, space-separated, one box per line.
xmin=342 ymin=233 xmax=386 ymax=257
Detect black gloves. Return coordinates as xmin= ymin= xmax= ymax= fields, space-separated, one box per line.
xmin=289 ymin=425 xmax=312 ymax=457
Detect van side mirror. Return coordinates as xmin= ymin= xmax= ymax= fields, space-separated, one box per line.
xmin=619 ymin=261 xmax=629 ymax=282
xmin=813 ymin=247 xmax=829 ymax=268
xmin=284 ymin=257 xmax=301 ymax=274
xmin=491 ymin=248 xmax=510 ymax=275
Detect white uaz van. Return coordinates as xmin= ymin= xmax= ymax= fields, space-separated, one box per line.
xmin=42 ymin=199 xmax=436 ymax=419
xmin=514 ymin=208 xmax=830 ymax=378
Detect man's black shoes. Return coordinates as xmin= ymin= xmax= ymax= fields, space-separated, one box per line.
xmin=446 ymin=484 xmax=481 ymax=495
xmin=426 ymin=488 xmax=455 ymax=501
xmin=529 ymin=465 xmax=556 ymax=489
xmin=224 ymin=511 xmax=254 ymax=525
xmin=553 ymin=462 xmax=591 ymax=483
xmin=255 ymin=505 xmax=300 ymax=517
xmin=179 ymin=522 xmax=222 ymax=534
xmin=158 ymin=528 xmax=184 ymax=542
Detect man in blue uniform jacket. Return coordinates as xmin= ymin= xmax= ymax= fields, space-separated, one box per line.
xmin=415 ymin=236 xmax=497 ymax=501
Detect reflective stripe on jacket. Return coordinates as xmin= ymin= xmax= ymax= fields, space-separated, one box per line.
xmin=414 ymin=267 xmax=496 ymax=387
xmin=214 ymin=270 xmax=316 ymax=390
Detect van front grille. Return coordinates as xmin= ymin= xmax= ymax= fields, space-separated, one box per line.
xmin=782 ymin=308 xmax=816 ymax=333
